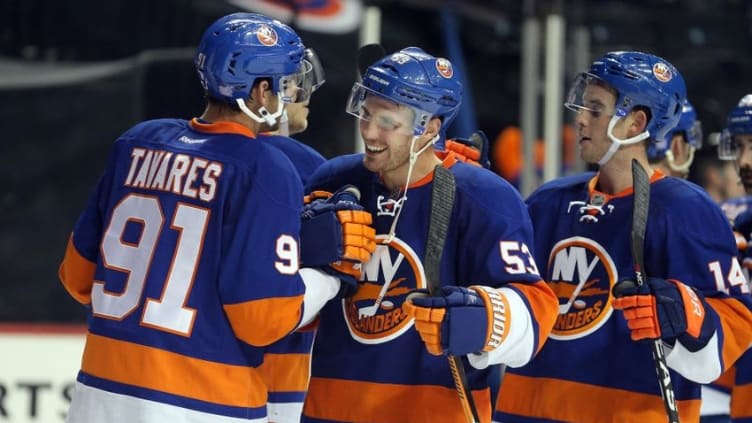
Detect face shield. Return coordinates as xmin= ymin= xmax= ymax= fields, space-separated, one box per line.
xmin=278 ymin=48 xmax=326 ymax=105
xmin=685 ymin=120 xmax=703 ymax=149
xmin=564 ymin=73 xmax=617 ymax=121
xmin=719 ymin=129 xmax=739 ymax=160
xmin=345 ymin=82 xmax=433 ymax=137
xmin=305 ymin=48 xmax=325 ymax=93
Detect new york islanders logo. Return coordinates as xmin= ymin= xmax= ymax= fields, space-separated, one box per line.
xmin=343 ymin=235 xmax=426 ymax=344
xmin=435 ymin=58 xmax=454 ymax=78
xmin=547 ymin=237 xmax=617 ymax=340
xmin=256 ymin=25 xmax=278 ymax=46
xmin=652 ymin=62 xmax=672 ymax=82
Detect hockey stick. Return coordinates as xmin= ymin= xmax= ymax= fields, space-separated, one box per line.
xmin=424 ymin=164 xmax=480 ymax=423
xmin=628 ymin=158 xmax=681 ymax=423
xmin=356 ymin=43 xmax=386 ymax=79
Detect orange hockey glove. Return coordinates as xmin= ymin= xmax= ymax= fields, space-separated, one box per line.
xmin=300 ymin=185 xmax=376 ymax=298
xmin=612 ymin=277 xmax=716 ymax=350
xmin=403 ymin=286 xmax=509 ymax=356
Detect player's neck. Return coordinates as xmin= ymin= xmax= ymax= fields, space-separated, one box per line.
xmin=199 ymin=105 xmax=261 ymax=134
xmin=597 ymin=152 xmax=652 ymax=194
xmin=381 ymin=149 xmax=441 ymax=193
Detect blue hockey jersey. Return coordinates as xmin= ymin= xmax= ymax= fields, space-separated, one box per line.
xmin=300 ymin=153 xmax=558 ymax=423
xmin=257 ymin=133 xmax=326 ymax=422
xmin=497 ymin=171 xmax=752 ymax=423
xmin=59 ymin=118 xmax=312 ymax=422
xmin=717 ymin=195 xmax=752 ymax=423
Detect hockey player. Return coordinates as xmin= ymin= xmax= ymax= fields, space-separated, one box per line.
xmin=495 ymin=51 xmax=752 ymax=422
xmin=58 ymin=13 xmax=375 ymax=423
xmin=708 ymin=94 xmax=752 ymax=423
xmin=259 ymin=47 xmax=327 ymax=422
xmin=299 ymin=46 xmax=559 ymax=423
xmin=648 ymin=99 xmax=703 ymax=178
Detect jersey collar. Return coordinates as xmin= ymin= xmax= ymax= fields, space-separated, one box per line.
xmin=190 ymin=118 xmax=256 ymax=138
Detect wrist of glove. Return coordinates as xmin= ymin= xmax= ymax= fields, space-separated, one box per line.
xmin=320 ymin=262 xmax=361 ymax=299
xmin=300 ymin=185 xmax=376 ymax=298
xmin=612 ymin=277 xmax=715 ymax=351
xmin=402 ymin=285 xmax=509 ymax=356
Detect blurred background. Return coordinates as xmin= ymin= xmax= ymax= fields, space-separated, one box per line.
xmin=2 ymin=0 xmax=751 ymax=324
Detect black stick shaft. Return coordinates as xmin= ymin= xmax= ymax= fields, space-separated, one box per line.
xmin=631 ymin=159 xmax=680 ymax=423
xmin=426 ymin=165 xmax=480 ymax=423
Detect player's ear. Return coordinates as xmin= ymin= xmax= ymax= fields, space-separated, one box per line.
xmin=249 ymin=79 xmax=272 ymax=107
xmin=422 ymin=117 xmax=442 ymax=143
xmin=630 ymin=108 xmax=649 ymax=134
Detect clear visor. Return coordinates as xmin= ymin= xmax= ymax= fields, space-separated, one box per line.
xmin=564 ymin=73 xmax=617 ymax=119
xmin=279 ymin=60 xmax=315 ymax=104
xmin=345 ymin=82 xmax=433 ymax=136
xmin=305 ymin=48 xmax=325 ymax=93
xmin=279 ymin=49 xmax=325 ymax=104
xmin=719 ymin=129 xmax=739 ymax=160
xmin=686 ymin=121 xmax=703 ymax=149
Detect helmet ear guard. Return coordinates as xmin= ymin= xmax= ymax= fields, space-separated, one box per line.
xmin=647 ymin=99 xmax=702 ymax=166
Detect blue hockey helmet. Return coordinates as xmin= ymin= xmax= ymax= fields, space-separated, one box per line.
xmin=647 ymin=99 xmax=702 ymax=160
xmin=346 ymin=47 xmax=463 ymax=136
xmin=719 ymin=94 xmax=752 ymax=160
xmin=194 ymin=13 xmax=307 ymax=105
xmin=566 ymin=51 xmax=686 ymax=146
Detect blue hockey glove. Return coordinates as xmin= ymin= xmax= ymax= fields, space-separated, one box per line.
xmin=300 ymin=185 xmax=376 ymax=298
xmin=612 ymin=277 xmax=716 ymax=350
xmin=403 ymin=286 xmax=509 ymax=356
xmin=445 ymin=130 xmax=490 ymax=169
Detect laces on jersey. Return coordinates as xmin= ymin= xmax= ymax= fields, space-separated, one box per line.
xmin=567 ymin=200 xmax=615 ymax=223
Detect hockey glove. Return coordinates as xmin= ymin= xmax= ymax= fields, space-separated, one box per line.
xmin=444 ymin=130 xmax=490 ymax=169
xmin=403 ymin=286 xmax=509 ymax=356
xmin=300 ymin=185 xmax=376 ymax=298
xmin=612 ymin=277 xmax=715 ymax=350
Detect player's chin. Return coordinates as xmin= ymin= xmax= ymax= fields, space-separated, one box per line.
xmin=362 ymin=155 xmax=386 ymax=173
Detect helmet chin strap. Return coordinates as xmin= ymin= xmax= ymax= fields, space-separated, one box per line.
xmin=597 ymin=115 xmax=651 ymax=166
xmin=665 ymin=147 xmax=695 ymax=174
xmin=385 ymin=133 xmax=440 ymax=243
xmin=236 ymin=93 xmax=285 ymax=126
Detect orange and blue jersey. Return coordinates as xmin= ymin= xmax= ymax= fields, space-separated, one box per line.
xmin=498 ymin=171 xmax=752 ymax=423
xmin=300 ymin=153 xmax=558 ymax=423
xmin=59 ymin=118 xmax=310 ymax=422
xmin=717 ymin=195 xmax=752 ymax=423
xmin=259 ymin=133 xmax=326 ymax=422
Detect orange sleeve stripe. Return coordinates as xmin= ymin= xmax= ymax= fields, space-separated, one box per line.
xmin=705 ymin=297 xmax=752 ymax=370
xmin=81 ymin=333 xmax=266 ymax=407
xmin=508 ymin=280 xmax=559 ymax=353
xmin=498 ymin=373 xmax=701 ymax=422
xmin=714 ymin=366 xmax=736 ymax=389
xmin=258 ymin=353 xmax=311 ymax=392
xmin=304 ymin=377 xmax=492 ymax=423
xmin=731 ymin=382 xmax=752 ymax=418
xmin=58 ymin=234 xmax=96 ymax=305
xmin=670 ymin=280 xmax=705 ymax=338
xmin=223 ymin=295 xmax=303 ymax=347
